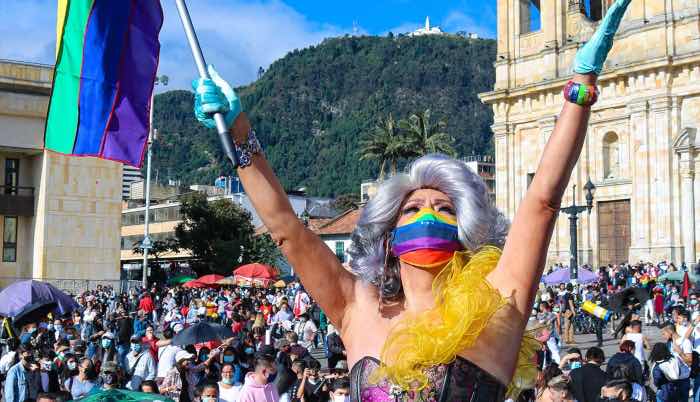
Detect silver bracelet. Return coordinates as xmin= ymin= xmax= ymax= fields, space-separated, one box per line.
xmin=235 ymin=128 xmax=262 ymax=168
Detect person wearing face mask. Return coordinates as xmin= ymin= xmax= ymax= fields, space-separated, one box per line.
xmin=238 ymin=354 xmax=279 ymax=402
xmin=219 ymin=348 xmax=242 ymax=385
xmin=327 ymin=378 xmax=350 ymax=402
xmin=64 ymin=357 xmax=96 ymax=399
xmin=162 ymin=348 xmax=221 ymax=401
xmin=126 ymin=335 xmax=157 ymax=391
xmin=99 ymin=361 xmax=120 ymax=390
xmin=296 ymin=360 xmax=325 ymax=402
xmin=92 ymin=332 xmax=118 ymax=369
xmin=4 ymin=345 xmax=40 ymax=402
xmin=19 ymin=322 xmax=38 ymax=346
xmin=58 ymin=352 xmax=77 ymax=387
xmin=200 ymin=381 xmax=221 ymax=402
xmin=569 ymin=347 xmax=607 ymax=402
xmin=52 ymin=319 xmax=65 ymax=342
xmin=37 ymin=350 xmax=60 ymax=394
xmin=218 ymin=363 xmax=243 ymax=402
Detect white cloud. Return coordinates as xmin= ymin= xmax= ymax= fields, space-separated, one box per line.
xmin=158 ymin=0 xmax=354 ymax=89
xmin=0 ymin=1 xmax=57 ymax=65
xmin=0 ymin=0 xmax=354 ymax=89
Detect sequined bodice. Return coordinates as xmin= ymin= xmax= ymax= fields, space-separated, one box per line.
xmin=350 ymin=356 xmax=506 ymax=402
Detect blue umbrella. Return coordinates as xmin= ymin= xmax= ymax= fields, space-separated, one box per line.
xmin=0 ymin=280 xmax=80 ymax=317
xmin=542 ymin=267 xmax=598 ymax=285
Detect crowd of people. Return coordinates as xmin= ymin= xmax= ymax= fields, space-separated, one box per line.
xmin=530 ymin=260 xmax=700 ymax=402
xmin=0 ymin=281 xmax=350 ymax=402
xmin=3 ymin=259 xmax=700 ymax=402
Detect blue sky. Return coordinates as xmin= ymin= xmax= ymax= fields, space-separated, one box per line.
xmin=0 ymin=0 xmax=496 ymax=89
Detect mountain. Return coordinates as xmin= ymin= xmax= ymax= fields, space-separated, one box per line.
xmin=151 ymin=34 xmax=496 ymax=197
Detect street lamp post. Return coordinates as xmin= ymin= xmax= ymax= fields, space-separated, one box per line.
xmin=560 ymin=178 xmax=596 ymax=281
xmin=141 ymin=75 xmax=168 ymax=288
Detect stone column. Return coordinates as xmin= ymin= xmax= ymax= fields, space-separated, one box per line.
xmin=681 ymin=166 xmax=696 ymax=264
xmin=493 ymin=122 xmax=511 ymax=216
xmin=674 ymin=127 xmax=698 ymax=265
xmin=627 ymin=100 xmax=650 ymax=261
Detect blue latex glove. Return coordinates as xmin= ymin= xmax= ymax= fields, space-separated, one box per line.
xmin=192 ymin=65 xmax=242 ymax=129
xmin=574 ymin=0 xmax=632 ymax=75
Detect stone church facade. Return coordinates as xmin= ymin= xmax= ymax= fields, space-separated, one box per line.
xmin=479 ymin=0 xmax=700 ymax=267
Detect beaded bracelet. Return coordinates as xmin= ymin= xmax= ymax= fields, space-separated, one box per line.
xmin=563 ymin=81 xmax=599 ymax=107
xmin=234 ymin=128 xmax=262 ymax=168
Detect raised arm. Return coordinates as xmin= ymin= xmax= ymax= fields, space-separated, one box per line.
xmin=191 ymin=67 xmax=356 ymax=328
xmin=488 ymin=0 xmax=632 ymax=317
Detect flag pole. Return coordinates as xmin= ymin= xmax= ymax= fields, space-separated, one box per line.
xmin=174 ymin=0 xmax=239 ymax=168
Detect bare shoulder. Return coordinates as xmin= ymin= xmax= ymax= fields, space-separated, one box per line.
xmin=340 ymin=280 xmax=395 ymax=364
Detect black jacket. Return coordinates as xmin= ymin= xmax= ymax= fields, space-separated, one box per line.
xmin=606 ymin=352 xmax=644 ymax=384
xmin=569 ymin=363 xmax=608 ymax=402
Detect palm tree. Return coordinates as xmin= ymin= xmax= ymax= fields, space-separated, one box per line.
xmin=359 ymin=114 xmax=412 ymax=180
xmin=399 ymin=109 xmax=456 ymax=157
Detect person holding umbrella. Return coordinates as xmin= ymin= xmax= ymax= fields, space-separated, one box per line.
xmin=162 ymin=349 xmax=222 ymax=402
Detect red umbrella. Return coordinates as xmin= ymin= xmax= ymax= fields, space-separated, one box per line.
xmin=197 ymin=274 xmax=226 ymax=285
xmin=233 ymin=263 xmax=276 ymax=279
xmin=183 ymin=280 xmax=207 ymax=288
xmin=682 ymin=271 xmax=691 ymax=299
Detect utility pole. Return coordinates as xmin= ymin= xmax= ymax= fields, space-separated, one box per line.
xmin=142 ymin=76 xmax=167 ymax=288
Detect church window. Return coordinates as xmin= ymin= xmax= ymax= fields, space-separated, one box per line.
xmin=520 ymin=0 xmax=541 ymax=34
xmin=602 ymin=132 xmax=621 ymax=179
xmin=584 ymin=0 xmax=603 ymax=21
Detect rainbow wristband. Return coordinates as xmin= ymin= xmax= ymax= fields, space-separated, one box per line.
xmin=563 ymin=81 xmax=599 ymax=107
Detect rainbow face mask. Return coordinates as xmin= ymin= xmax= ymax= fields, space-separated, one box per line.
xmin=391 ymin=208 xmax=463 ymax=268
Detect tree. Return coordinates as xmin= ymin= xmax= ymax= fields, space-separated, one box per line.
xmin=399 ymin=109 xmax=456 ymax=157
xmin=331 ymin=193 xmax=360 ymax=212
xmin=173 ymin=192 xmax=278 ymax=275
xmin=359 ymin=114 xmax=413 ymax=179
xmin=246 ymin=233 xmax=282 ymax=267
xmin=131 ymin=238 xmax=178 ymax=283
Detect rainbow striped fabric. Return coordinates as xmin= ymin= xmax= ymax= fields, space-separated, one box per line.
xmin=44 ymin=0 xmax=164 ymax=167
xmin=391 ymin=208 xmax=463 ymax=268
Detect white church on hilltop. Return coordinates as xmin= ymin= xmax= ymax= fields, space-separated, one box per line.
xmin=409 ymin=16 xmax=444 ymax=36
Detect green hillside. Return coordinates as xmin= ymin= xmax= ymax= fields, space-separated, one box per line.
xmin=151 ymin=34 xmax=496 ymax=196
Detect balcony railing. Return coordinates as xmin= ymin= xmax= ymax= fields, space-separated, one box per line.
xmin=0 ymin=186 xmax=35 ymax=216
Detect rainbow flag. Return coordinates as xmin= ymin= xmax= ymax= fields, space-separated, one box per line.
xmin=45 ymin=0 xmax=164 ymax=167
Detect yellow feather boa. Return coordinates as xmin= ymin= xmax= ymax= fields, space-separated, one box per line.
xmin=371 ymin=246 xmax=539 ymax=399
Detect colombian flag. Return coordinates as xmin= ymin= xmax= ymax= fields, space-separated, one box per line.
xmin=45 ymin=0 xmax=164 ymax=167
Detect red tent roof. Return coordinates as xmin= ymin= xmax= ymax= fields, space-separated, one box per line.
xmin=197 ymin=274 xmax=225 ymax=285
xmin=233 ymin=263 xmax=276 ymax=279
xmin=183 ymin=280 xmax=207 ymax=288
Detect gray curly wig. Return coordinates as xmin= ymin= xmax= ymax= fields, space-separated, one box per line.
xmin=347 ymin=154 xmax=509 ymax=300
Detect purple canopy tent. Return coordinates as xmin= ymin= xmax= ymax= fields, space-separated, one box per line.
xmin=542 ymin=267 xmax=598 ymax=285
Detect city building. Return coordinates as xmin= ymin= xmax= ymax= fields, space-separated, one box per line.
xmin=121 ymin=165 xmax=143 ymax=199
xmin=463 ymin=155 xmax=496 ymax=203
xmin=120 ymin=188 xmax=336 ymax=274
xmin=409 ymin=17 xmax=445 ymax=37
xmin=479 ymin=1 xmax=700 ymax=266
xmin=309 ymin=208 xmax=360 ymax=265
xmin=360 ymin=180 xmax=379 ymax=202
xmin=0 ymin=60 xmax=122 ymax=289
